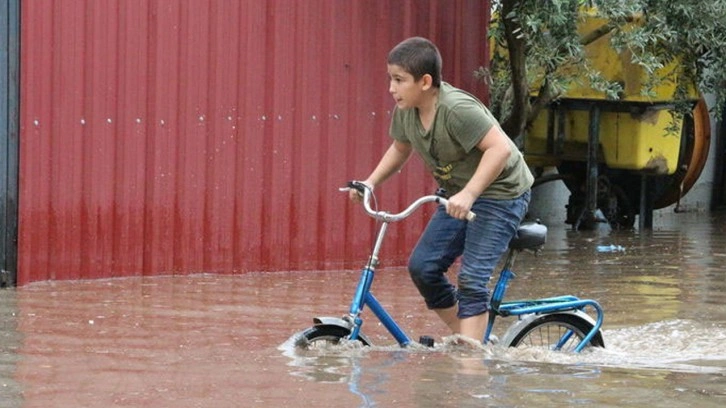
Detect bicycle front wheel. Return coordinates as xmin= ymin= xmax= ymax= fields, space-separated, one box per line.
xmin=502 ymin=312 xmax=605 ymax=351
xmin=293 ymin=325 xmax=370 ymax=350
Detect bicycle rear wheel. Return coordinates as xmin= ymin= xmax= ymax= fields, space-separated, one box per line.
xmin=293 ymin=325 xmax=370 ymax=350
xmin=503 ymin=313 xmax=605 ymax=351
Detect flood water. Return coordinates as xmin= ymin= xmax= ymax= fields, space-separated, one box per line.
xmin=1 ymin=211 xmax=726 ymax=407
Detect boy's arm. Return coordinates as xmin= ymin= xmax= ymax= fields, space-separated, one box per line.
xmin=364 ymin=140 xmax=413 ymax=187
xmin=350 ymin=140 xmax=412 ymax=202
xmin=445 ymin=126 xmax=511 ymax=219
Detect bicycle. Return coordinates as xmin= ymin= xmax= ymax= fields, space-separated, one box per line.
xmin=289 ymin=181 xmax=605 ymax=352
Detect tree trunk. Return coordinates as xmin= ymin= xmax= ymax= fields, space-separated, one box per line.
xmin=500 ymin=0 xmax=529 ymax=142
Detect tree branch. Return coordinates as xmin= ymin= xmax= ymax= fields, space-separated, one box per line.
xmin=527 ymin=78 xmax=559 ymax=126
xmin=581 ymin=22 xmax=616 ymax=46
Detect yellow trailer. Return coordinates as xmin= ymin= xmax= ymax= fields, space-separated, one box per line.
xmin=521 ymin=11 xmax=711 ymax=229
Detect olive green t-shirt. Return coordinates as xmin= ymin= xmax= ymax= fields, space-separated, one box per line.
xmin=389 ymin=82 xmax=533 ymax=199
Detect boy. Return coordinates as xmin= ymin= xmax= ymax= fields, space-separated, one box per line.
xmin=349 ymin=37 xmax=533 ymax=344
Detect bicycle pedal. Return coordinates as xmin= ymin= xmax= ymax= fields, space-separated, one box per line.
xmin=418 ymin=335 xmax=435 ymax=347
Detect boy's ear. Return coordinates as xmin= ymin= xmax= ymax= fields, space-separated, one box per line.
xmin=421 ymin=74 xmax=433 ymax=90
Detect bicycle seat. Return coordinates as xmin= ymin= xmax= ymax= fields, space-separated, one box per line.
xmin=508 ymin=221 xmax=547 ymax=251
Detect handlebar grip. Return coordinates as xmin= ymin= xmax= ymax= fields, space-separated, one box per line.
xmin=347 ymin=180 xmax=366 ymax=193
xmin=437 ymin=196 xmax=476 ymax=222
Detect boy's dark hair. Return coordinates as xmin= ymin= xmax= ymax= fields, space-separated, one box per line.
xmin=387 ymin=37 xmax=442 ymax=87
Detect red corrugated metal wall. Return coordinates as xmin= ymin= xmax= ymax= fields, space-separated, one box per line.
xmin=18 ymin=0 xmax=490 ymax=284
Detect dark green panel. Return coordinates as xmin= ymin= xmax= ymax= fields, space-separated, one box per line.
xmin=0 ymin=0 xmax=19 ymax=287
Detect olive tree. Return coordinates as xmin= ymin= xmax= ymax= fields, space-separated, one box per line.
xmin=484 ymin=0 xmax=726 ymax=141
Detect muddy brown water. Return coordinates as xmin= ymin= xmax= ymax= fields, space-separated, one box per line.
xmin=1 ymin=212 xmax=725 ymax=407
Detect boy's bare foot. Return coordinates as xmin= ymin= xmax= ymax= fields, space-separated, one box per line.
xmin=442 ymin=334 xmax=488 ymax=350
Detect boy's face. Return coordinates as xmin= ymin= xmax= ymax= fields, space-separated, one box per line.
xmin=387 ymin=64 xmax=428 ymax=109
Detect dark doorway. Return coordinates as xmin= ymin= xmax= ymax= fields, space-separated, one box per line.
xmin=713 ymin=107 xmax=726 ymax=210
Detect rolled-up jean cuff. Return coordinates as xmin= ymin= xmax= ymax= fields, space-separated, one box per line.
xmin=426 ymin=292 xmax=458 ymax=310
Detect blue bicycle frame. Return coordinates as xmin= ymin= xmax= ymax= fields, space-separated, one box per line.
xmin=347 ymin=221 xmax=413 ymax=347
xmin=334 ymin=182 xmax=604 ymax=353
xmin=345 ymin=241 xmax=604 ymax=352
xmin=485 ymin=251 xmax=604 ymax=353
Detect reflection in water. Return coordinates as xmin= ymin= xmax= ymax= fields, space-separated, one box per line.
xmin=283 ymin=346 xmax=410 ymax=407
xmin=0 ymin=288 xmax=21 ymax=405
xmin=0 ymin=211 xmax=725 ymax=407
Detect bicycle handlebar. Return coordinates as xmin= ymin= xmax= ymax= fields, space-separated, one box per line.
xmin=342 ymin=181 xmax=476 ymax=222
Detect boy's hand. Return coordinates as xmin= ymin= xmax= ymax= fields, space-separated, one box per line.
xmin=348 ymin=181 xmax=374 ymax=203
xmin=447 ymin=190 xmax=477 ymax=220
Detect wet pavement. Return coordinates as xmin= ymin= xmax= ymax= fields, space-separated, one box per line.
xmin=1 ymin=211 xmax=726 ymax=407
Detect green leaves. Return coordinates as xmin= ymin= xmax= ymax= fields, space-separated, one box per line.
xmin=487 ymin=0 xmax=726 ymax=134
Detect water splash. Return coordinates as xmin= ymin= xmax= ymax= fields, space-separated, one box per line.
xmin=498 ymin=319 xmax=726 ymax=374
xmin=280 ymin=319 xmax=726 ymax=375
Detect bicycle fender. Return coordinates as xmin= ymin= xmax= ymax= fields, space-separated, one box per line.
xmin=312 ymin=316 xmax=372 ymax=345
xmin=500 ymin=310 xmax=599 ymax=347
xmin=313 ymin=316 xmax=354 ymax=329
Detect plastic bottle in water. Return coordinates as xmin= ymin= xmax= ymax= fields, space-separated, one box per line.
xmin=596 ymin=244 xmax=625 ymax=253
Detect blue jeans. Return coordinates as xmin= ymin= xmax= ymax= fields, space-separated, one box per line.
xmin=408 ymin=191 xmax=530 ymax=318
